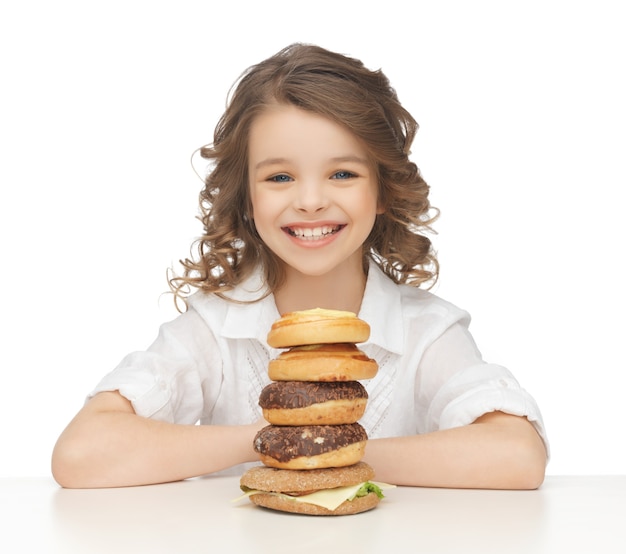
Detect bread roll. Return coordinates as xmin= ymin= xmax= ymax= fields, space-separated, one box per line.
xmin=240 ymin=462 xmax=380 ymax=515
xmin=248 ymin=490 xmax=380 ymax=516
xmin=268 ymin=343 xmax=378 ymax=382
xmin=267 ymin=308 xmax=370 ymax=348
xmin=241 ymin=461 xmax=376 ymax=493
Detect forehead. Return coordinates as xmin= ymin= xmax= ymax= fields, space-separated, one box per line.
xmin=248 ymin=104 xmax=370 ymax=165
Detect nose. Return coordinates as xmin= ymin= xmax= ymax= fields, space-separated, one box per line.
xmin=293 ymin=179 xmax=328 ymax=213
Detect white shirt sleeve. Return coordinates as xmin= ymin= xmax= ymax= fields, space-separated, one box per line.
xmin=417 ymin=322 xmax=549 ymax=455
xmin=88 ymin=308 xmax=222 ymax=425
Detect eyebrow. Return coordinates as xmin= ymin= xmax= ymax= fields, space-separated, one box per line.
xmin=330 ymin=155 xmax=371 ymax=166
xmin=254 ymin=155 xmax=370 ymax=170
xmin=254 ymin=157 xmax=288 ymax=170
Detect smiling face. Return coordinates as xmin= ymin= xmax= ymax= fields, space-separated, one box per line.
xmin=248 ymin=104 xmax=382 ymax=281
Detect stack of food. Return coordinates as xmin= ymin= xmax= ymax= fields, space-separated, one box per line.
xmin=239 ymin=308 xmax=386 ymax=516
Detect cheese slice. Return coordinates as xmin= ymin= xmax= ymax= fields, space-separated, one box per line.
xmin=234 ymin=481 xmax=395 ymax=512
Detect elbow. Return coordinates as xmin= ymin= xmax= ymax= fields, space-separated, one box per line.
xmin=515 ymin=458 xmax=546 ymax=490
xmin=51 ymin=437 xmax=94 ymax=489
xmin=480 ymin=413 xmax=548 ymax=490
xmin=507 ymin=433 xmax=548 ymax=490
xmin=521 ymin=453 xmax=547 ymax=490
xmin=51 ymin=442 xmax=78 ymax=488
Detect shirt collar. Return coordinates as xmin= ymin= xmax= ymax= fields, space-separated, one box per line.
xmin=220 ymin=268 xmax=281 ymax=345
xmin=359 ymin=262 xmax=404 ymax=355
xmin=220 ymin=262 xmax=404 ymax=354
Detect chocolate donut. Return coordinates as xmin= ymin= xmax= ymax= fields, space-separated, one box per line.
xmin=253 ymin=423 xmax=368 ymax=470
xmin=259 ymin=381 xmax=368 ymax=425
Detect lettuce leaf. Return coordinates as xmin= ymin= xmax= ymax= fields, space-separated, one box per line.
xmin=350 ymin=481 xmax=385 ymax=500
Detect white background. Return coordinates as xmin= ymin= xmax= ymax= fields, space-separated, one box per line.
xmin=1 ymin=0 xmax=624 ymax=478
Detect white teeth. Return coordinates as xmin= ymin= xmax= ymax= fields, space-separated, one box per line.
xmin=289 ymin=225 xmax=339 ymax=240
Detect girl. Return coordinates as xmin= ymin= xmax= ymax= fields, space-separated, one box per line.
xmin=52 ymin=44 xmax=548 ymax=489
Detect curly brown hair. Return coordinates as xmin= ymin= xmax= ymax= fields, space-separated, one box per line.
xmin=169 ymin=43 xmax=439 ymax=308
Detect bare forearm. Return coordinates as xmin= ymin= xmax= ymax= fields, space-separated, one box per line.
xmin=52 ymin=393 xmax=262 ymax=488
xmin=363 ymin=412 xmax=547 ymax=490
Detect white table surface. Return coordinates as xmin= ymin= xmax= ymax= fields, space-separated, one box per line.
xmin=1 ymin=475 xmax=624 ymax=553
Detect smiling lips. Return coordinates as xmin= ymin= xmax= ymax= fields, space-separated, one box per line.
xmin=284 ymin=224 xmax=346 ymax=241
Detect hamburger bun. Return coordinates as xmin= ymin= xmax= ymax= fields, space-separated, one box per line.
xmin=248 ymin=490 xmax=380 ymax=516
xmin=259 ymin=381 xmax=368 ymax=425
xmin=241 ymin=460 xmax=376 ymax=493
xmin=268 ymin=343 xmax=378 ymax=382
xmin=253 ymin=423 xmax=368 ymax=470
xmin=267 ymin=308 xmax=370 ymax=348
xmin=240 ymin=462 xmax=381 ymax=516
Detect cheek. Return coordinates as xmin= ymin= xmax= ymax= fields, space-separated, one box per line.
xmin=358 ymin=187 xmax=381 ymax=217
xmin=249 ymin=190 xmax=275 ymax=228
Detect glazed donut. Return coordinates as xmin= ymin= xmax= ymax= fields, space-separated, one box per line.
xmin=268 ymin=343 xmax=378 ymax=382
xmin=259 ymin=381 xmax=368 ymax=425
xmin=267 ymin=308 xmax=370 ymax=348
xmin=253 ymin=423 xmax=368 ymax=470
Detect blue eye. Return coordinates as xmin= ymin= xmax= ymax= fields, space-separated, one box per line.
xmin=269 ymin=174 xmax=292 ymax=183
xmin=331 ymin=171 xmax=356 ymax=180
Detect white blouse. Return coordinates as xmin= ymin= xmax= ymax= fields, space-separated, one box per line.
xmin=90 ymin=262 xmax=549 ymax=457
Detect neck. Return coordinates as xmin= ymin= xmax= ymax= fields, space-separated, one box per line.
xmin=273 ymin=261 xmax=368 ymax=316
